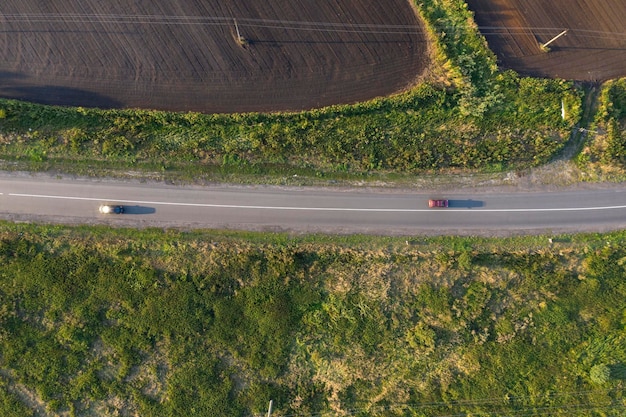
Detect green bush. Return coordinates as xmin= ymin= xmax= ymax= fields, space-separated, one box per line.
xmin=597 ymin=78 xmax=626 ymax=122
xmin=603 ymin=118 xmax=626 ymax=164
xmin=590 ymin=364 xmax=611 ymax=385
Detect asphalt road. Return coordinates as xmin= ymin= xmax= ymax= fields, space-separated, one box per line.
xmin=0 ymin=175 xmax=625 ymax=235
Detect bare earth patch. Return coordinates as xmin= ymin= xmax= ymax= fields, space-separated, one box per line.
xmin=0 ymin=0 xmax=428 ymax=113
xmin=465 ymin=0 xmax=626 ymax=81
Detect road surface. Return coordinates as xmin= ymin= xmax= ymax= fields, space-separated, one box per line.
xmin=0 ymin=174 xmax=625 ymax=235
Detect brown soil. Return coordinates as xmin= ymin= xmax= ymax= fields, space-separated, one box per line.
xmin=0 ymin=0 xmax=428 ymax=113
xmin=465 ymin=0 xmax=626 ymax=81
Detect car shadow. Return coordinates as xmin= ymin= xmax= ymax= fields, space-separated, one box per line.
xmin=448 ymin=199 xmax=483 ymax=208
xmin=123 ymin=205 xmax=156 ymax=215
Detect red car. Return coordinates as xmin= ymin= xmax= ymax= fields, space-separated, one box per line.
xmin=428 ymin=199 xmax=448 ymax=208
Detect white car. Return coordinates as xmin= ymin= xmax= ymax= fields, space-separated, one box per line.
xmin=99 ymin=205 xmax=125 ymax=214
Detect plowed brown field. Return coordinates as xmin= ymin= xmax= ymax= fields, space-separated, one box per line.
xmin=0 ymin=1 xmax=427 ymax=113
xmin=466 ymin=0 xmax=626 ymax=81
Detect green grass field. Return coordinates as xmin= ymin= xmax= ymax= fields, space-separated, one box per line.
xmin=0 ymin=223 xmax=624 ymax=416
